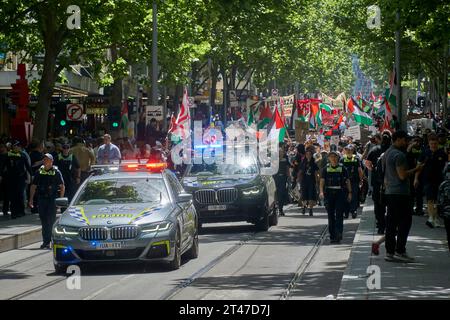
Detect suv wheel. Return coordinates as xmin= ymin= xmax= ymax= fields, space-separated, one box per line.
xmin=255 ymin=203 xmax=270 ymax=232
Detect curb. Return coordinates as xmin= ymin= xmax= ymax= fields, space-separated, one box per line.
xmin=0 ymin=227 xmax=42 ymax=254
xmin=337 ymin=201 xmax=376 ymax=300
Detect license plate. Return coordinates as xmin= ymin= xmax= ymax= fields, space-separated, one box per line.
xmin=95 ymin=242 xmax=124 ymax=250
xmin=208 ymin=205 xmax=227 ymax=211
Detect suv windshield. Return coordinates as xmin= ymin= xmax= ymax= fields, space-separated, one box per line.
xmin=187 ymin=158 xmax=258 ymax=176
xmin=74 ymin=178 xmax=169 ymax=205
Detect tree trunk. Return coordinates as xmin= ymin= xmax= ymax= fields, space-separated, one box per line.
xmin=32 ymin=8 xmax=61 ymax=141
xmin=210 ymin=63 xmax=218 ymax=110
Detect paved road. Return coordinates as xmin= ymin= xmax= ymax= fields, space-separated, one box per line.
xmin=0 ymin=205 xmax=360 ymax=300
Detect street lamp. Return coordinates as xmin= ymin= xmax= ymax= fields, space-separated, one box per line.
xmin=152 ymin=0 xmax=158 ymax=107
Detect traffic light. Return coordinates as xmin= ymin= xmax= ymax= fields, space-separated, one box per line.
xmin=108 ymin=106 xmax=121 ymax=130
xmin=55 ymin=102 xmax=68 ymax=128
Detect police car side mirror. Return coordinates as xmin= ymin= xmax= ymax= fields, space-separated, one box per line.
xmin=177 ymin=193 xmax=193 ymax=203
xmin=55 ymin=197 xmax=69 ymax=207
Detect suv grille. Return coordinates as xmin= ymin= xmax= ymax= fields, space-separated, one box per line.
xmin=195 ymin=188 xmax=238 ymax=204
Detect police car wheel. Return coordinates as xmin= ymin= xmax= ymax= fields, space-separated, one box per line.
xmin=185 ymin=229 xmax=199 ymax=260
xmin=168 ymin=229 xmax=181 ymax=270
xmin=54 ymin=263 xmax=68 ymax=274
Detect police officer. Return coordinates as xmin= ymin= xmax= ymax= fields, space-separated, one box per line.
xmin=341 ymin=144 xmax=364 ymax=219
xmin=0 ymin=141 xmax=31 ymax=219
xmin=55 ymin=143 xmax=80 ymax=202
xmin=29 ymin=153 xmax=65 ymax=249
xmin=319 ymin=151 xmax=352 ymax=244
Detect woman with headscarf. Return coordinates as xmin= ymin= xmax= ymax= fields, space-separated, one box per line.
xmin=299 ymin=149 xmax=319 ymax=216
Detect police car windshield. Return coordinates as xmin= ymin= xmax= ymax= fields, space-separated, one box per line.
xmin=74 ymin=178 xmax=168 ymax=205
xmin=188 ymin=158 xmax=258 ymax=176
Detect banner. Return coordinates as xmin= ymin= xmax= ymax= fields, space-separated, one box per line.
xmin=281 ymin=95 xmax=295 ymax=117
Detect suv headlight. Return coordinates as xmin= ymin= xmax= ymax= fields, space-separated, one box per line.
xmin=141 ymin=221 xmax=173 ymax=233
xmin=54 ymin=225 xmax=80 ymax=236
xmin=242 ymin=186 xmax=264 ymax=197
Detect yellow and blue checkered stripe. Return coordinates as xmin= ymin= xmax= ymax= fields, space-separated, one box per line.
xmin=129 ymin=206 xmax=162 ymax=224
xmin=68 ymin=207 xmax=90 ymax=225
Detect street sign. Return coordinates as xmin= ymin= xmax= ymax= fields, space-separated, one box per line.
xmin=146 ymin=105 xmax=163 ymax=123
xmin=66 ymin=104 xmax=83 ymax=121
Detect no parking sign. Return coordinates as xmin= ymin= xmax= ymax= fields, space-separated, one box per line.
xmin=66 ymin=104 xmax=83 ymax=121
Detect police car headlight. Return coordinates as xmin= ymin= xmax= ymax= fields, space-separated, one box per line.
xmin=54 ymin=225 xmax=80 ymax=236
xmin=242 ymin=186 xmax=264 ymax=197
xmin=141 ymin=221 xmax=173 ymax=233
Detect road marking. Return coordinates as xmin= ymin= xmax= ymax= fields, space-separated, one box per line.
xmin=83 ymin=274 xmax=136 ymax=300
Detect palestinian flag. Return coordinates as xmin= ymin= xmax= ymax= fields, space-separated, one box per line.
xmin=388 ymin=69 xmax=397 ymax=109
xmin=247 ymin=105 xmax=256 ymax=126
xmin=351 ymin=98 xmax=373 ymax=126
xmin=346 ymin=97 xmax=356 ymax=113
xmin=309 ymin=101 xmax=319 ymax=128
xmin=257 ymin=103 xmax=272 ymax=129
xmin=268 ymin=105 xmax=286 ymax=143
xmin=319 ymin=103 xmax=334 ymax=113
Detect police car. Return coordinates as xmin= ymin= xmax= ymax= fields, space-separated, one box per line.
xmin=181 ymin=155 xmax=278 ymax=231
xmin=51 ymin=161 xmax=199 ymax=273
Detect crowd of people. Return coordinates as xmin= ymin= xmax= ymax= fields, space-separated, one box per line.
xmin=274 ymin=125 xmax=450 ymax=256
xmin=0 ymin=117 xmax=449 ymax=255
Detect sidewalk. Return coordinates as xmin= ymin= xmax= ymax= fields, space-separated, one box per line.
xmin=0 ymin=208 xmax=60 ymax=253
xmin=338 ymin=200 xmax=450 ymax=300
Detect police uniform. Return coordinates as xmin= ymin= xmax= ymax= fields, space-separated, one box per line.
xmin=1 ymin=148 xmax=31 ymax=218
xmin=55 ymin=153 xmax=80 ymax=201
xmin=341 ymin=154 xmax=361 ymax=218
xmin=32 ymin=165 xmax=64 ymax=246
xmin=321 ymin=163 xmax=350 ymax=242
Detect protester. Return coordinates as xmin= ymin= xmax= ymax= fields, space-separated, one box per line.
xmin=97 ymin=134 xmax=121 ymax=164
xmin=382 ymin=130 xmax=423 ymax=262
xmin=71 ymin=137 xmax=96 ymax=183
xmin=418 ymin=136 xmax=447 ymax=228
xmin=299 ymin=149 xmax=319 ymax=216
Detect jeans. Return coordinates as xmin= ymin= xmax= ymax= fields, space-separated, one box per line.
xmin=325 ymin=189 xmax=345 ymax=240
xmin=385 ymin=194 xmax=413 ymax=255
xmin=38 ymin=198 xmax=56 ymax=245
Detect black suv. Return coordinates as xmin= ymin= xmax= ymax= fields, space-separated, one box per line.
xmin=181 ymin=156 xmax=278 ymax=231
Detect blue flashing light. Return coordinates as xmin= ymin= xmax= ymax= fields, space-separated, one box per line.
xmin=194 ymin=144 xmax=222 ymax=149
xmin=91 ymin=241 xmax=97 ymax=247
xmin=63 ymin=249 xmax=69 ymax=255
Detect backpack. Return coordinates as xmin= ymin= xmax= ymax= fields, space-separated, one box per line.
xmin=437 ymin=164 xmax=450 ymax=219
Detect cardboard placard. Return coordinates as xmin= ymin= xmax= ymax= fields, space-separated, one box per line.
xmin=295 ymin=120 xmax=309 ymax=143
xmin=331 ymin=136 xmax=340 ymax=146
xmin=344 ymin=125 xmax=361 ymax=140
